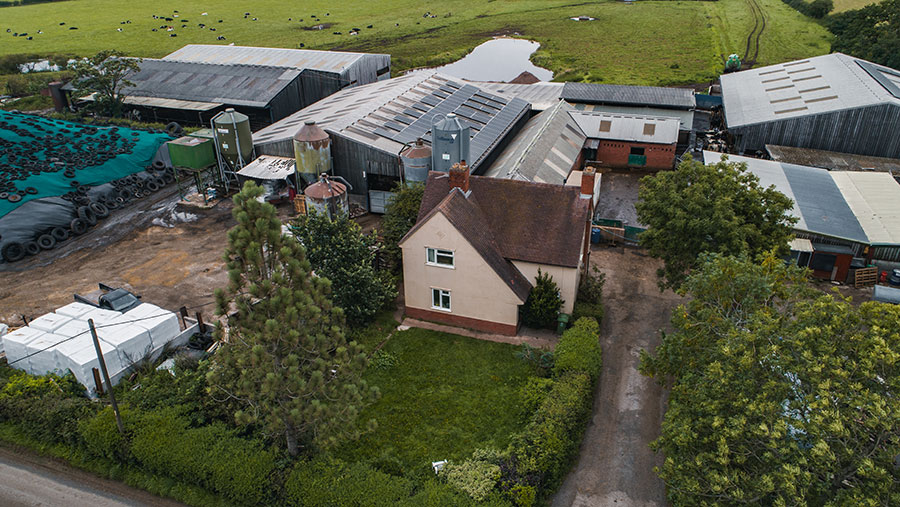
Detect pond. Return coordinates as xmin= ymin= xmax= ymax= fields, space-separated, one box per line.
xmin=427 ymin=38 xmax=553 ymax=82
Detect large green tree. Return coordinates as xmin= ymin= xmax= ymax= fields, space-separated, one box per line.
xmin=636 ymin=155 xmax=796 ymax=290
xmin=829 ymin=0 xmax=900 ymax=71
xmin=290 ymin=210 xmax=397 ymax=327
xmin=207 ymin=182 xmax=378 ymax=457
xmin=68 ymin=50 xmax=141 ymax=117
xmin=381 ymin=181 xmax=425 ymax=269
xmin=642 ymin=253 xmax=900 ymax=506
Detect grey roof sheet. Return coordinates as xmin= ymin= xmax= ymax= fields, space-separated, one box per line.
xmin=463 ymin=81 xmax=563 ymax=111
xmin=569 ymin=102 xmax=694 ymax=131
xmin=164 ymin=44 xmax=386 ymax=74
xmin=571 ymin=112 xmax=680 ymax=144
xmin=702 ymin=152 xmax=869 ymax=243
xmin=722 ymin=53 xmax=900 ymax=128
xmin=121 ymin=59 xmax=300 ymax=108
xmin=561 ymin=82 xmax=695 ymax=109
xmin=484 ymin=101 xmax=586 ymax=184
xmin=253 ymin=72 xmax=530 ymax=169
xmin=766 ymin=145 xmax=900 ymax=173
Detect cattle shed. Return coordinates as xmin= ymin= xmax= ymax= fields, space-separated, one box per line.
xmin=721 ymin=53 xmax=900 ymax=158
xmin=572 ymin=112 xmax=679 ymax=170
xmin=484 ymin=101 xmax=586 ymax=184
xmin=703 ymin=151 xmax=900 ymax=278
xmin=163 ymin=45 xmax=391 ymax=111
xmin=766 ymin=145 xmax=900 ymax=174
xmin=65 ymin=59 xmax=303 ymax=130
xmin=252 ymin=72 xmax=530 ymax=209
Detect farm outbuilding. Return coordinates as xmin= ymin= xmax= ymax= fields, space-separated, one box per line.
xmin=721 ymin=53 xmax=900 ymax=158
xmin=64 ymin=59 xmax=304 ymax=130
xmin=562 ymin=82 xmax=696 ymax=134
xmin=252 ymin=71 xmax=531 ymax=211
xmin=572 ymin=112 xmax=679 ymax=171
xmin=163 ymin=45 xmax=391 ymax=111
xmin=703 ymin=151 xmax=900 ymax=280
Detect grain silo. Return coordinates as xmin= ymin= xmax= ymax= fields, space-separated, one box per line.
xmin=432 ymin=113 xmax=470 ymax=172
xmin=293 ymin=121 xmax=332 ymax=185
xmin=303 ymin=173 xmax=349 ymax=218
xmin=400 ymin=138 xmax=432 ymax=183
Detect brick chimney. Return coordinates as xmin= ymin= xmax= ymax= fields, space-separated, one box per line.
xmin=449 ymin=160 xmax=470 ymax=193
xmin=580 ymin=166 xmax=596 ymax=200
xmin=580 ymin=166 xmax=597 ymax=276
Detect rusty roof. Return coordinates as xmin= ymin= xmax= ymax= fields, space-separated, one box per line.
xmin=414 ymin=171 xmax=590 ymax=267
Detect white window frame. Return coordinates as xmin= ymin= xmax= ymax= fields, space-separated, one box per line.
xmin=426 ymin=247 xmax=455 ymax=268
xmin=431 ymin=288 xmax=451 ymax=312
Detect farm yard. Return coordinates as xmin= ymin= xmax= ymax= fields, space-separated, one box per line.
xmin=1 ymin=0 xmax=831 ymax=86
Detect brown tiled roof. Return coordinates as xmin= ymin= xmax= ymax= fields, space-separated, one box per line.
xmin=413 ymin=189 xmax=533 ymax=302
xmin=416 ymin=172 xmax=590 ymax=268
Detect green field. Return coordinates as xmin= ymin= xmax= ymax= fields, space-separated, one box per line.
xmin=0 ymin=0 xmax=831 ymax=85
xmin=831 ymin=0 xmax=881 ymax=12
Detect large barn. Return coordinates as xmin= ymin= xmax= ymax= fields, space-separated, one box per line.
xmin=721 ymin=53 xmax=900 ymax=158
xmin=163 ymin=45 xmax=391 ymax=110
xmin=253 ymin=71 xmax=531 ymax=211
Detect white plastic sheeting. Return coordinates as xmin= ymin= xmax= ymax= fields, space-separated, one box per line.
xmin=0 ymin=302 xmax=182 ymax=393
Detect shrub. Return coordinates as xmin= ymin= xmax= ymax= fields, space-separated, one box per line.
xmin=371 ymin=350 xmax=398 ymax=370
xmin=519 ymin=377 xmax=554 ymax=415
xmin=509 ymin=372 xmax=594 ymax=491
xmin=79 ymin=407 xmax=130 ymax=462
xmin=0 ymin=369 xmax=94 ymax=446
xmin=513 ymin=344 xmax=554 ymax=375
xmin=128 ymin=408 xmax=275 ymax=505
xmin=442 ymin=458 xmax=502 ymax=501
xmin=553 ymin=318 xmax=602 ymax=381
xmin=521 ymin=269 xmax=563 ymax=329
xmin=571 ymin=301 xmax=603 ymax=324
xmin=285 ymin=457 xmax=416 ymax=506
xmin=577 ymin=265 xmax=605 ymax=305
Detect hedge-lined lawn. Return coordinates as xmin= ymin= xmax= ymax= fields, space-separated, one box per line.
xmin=338 ymin=327 xmax=534 ymax=469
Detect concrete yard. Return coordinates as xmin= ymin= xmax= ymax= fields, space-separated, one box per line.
xmin=594 ymin=172 xmax=646 ymax=228
xmin=553 ymin=246 xmax=681 ymax=507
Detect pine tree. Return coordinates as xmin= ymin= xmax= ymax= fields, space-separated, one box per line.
xmin=207 ymin=181 xmax=378 ymax=457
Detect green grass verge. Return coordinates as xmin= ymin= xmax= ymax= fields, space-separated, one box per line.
xmin=0 ymin=94 xmax=53 ymax=110
xmin=0 ymin=0 xmax=830 ymax=85
xmin=337 ymin=327 xmax=534 ymax=470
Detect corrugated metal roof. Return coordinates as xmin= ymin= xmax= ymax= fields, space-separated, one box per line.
xmin=766 ymin=145 xmax=900 ymax=173
xmin=561 ymin=82 xmax=695 ymax=109
xmin=253 ymin=71 xmax=530 ymax=170
xmin=80 ymin=93 xmax=222 ymax=111
xmin=721 ymin=53 xmax=900 ymax=128
xmin=702 ymin=152 xmax=871 ymax=244
xmin=484 ymin=101 xmax=586 ymax=183
xmin=571 ymin=112 xmax=679 ymax=144
xmin=569 ymin=102 xmax=694 ymax=131
xmin=463 ymin=81 xmax=563 ymax=111
xmin=122 ymin=59 xmax=300 ymax=108
xmin=238 ymin=155 xmax=296 ymax=180
xmin=164 ymin=44 xmax=386 ymax=73
xmin=830 ymin=172 xmax=900 ymax=245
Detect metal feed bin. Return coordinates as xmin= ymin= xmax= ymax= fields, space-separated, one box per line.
xmin=303 ymin=174 xmax=349 ymax=219
xmin=293 ymin=121 xmax=332 ymax=186
xmin=431 ymin=113 xmax=470 ymax=173
xmin=401 ymin=138 xmax=432 ymax=183
xmin=213 ymin=108 xmax=253 ymax=168
xmin=166 ymin=136 xmax=215 ymax=170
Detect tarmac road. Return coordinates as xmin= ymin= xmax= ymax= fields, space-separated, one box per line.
xmin=553 ymin=246 xmax=681 ymax=507
xmin=0 ymin=446 xmax=182 ymax=506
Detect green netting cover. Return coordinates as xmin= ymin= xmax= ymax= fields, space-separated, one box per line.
xmin=0 ymin=111 xmax=172 ymax=218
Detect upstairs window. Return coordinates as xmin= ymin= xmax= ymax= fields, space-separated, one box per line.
xmin=426 ymin=248 xmax=454 ymax=268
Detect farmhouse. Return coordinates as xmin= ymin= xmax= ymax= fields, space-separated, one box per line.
xmin=163 ymin=45 xmax=391 ymax=110
xmin=704 ymin=151 xmax=900 ymax=281
xmin=253 ymin=71 xmax=531 ymax=211
xmin=721 ymin=53 xmax=900 ymax=158
xmin=400 ymin=165 xmax=594 ymax=335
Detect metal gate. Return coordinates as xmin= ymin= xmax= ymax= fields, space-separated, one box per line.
xmin=367 ymin=190 xmax=395 ymax=214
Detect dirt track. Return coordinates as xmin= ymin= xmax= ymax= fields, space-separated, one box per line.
xmin=553 ymin=246 xmax=681 ymax=507
xmin=0 ymin=188 xmax=236 ymax=328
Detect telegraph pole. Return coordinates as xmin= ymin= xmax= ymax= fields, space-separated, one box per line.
xmin=88 ymin=319 xmax=125 ymax=436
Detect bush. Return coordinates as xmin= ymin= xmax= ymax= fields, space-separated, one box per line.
xmin=442 ymin=458 xmax=502 ymax=501
xmin=513 ymin=344 xmax=554 ymax=375
xmin=0 ymin=369 xmax=95 ymax=446
xmin=285 ymin=457 xmax=416 ymax=506
xmin=79 ymin=407 xmax=130 ymax=462
xmin=519 ymin=377 xmax=554 ymax=415
xmin=509 ymin=372 xmax=594 ymax=492
xmin=571 ymin=301 xmax=603 ymax=324
xmin=128 ymin=408 xmax=276 ymax=505
xmin=521 ymin=269 xmax=563 ymax=329
xmin=577 ymin=265 xmax=605 ymax=304
xmin=553 ymin=318 xmax=602 ymax=380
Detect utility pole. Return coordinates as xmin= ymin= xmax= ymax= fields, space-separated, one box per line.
xmin=88 ymin=319 xmax=125 ymax=436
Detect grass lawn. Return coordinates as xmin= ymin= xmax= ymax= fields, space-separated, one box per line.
xmin=336 ymin=327 xmax=534 ymax=470
xmin=0 ymin=0 xmax=830 ymax=86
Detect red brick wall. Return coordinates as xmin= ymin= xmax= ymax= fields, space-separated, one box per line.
xmin=595 ymin=141 xmax=676 ymax=171
xmin=405 ymin=306 xmax=519 ymax=336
